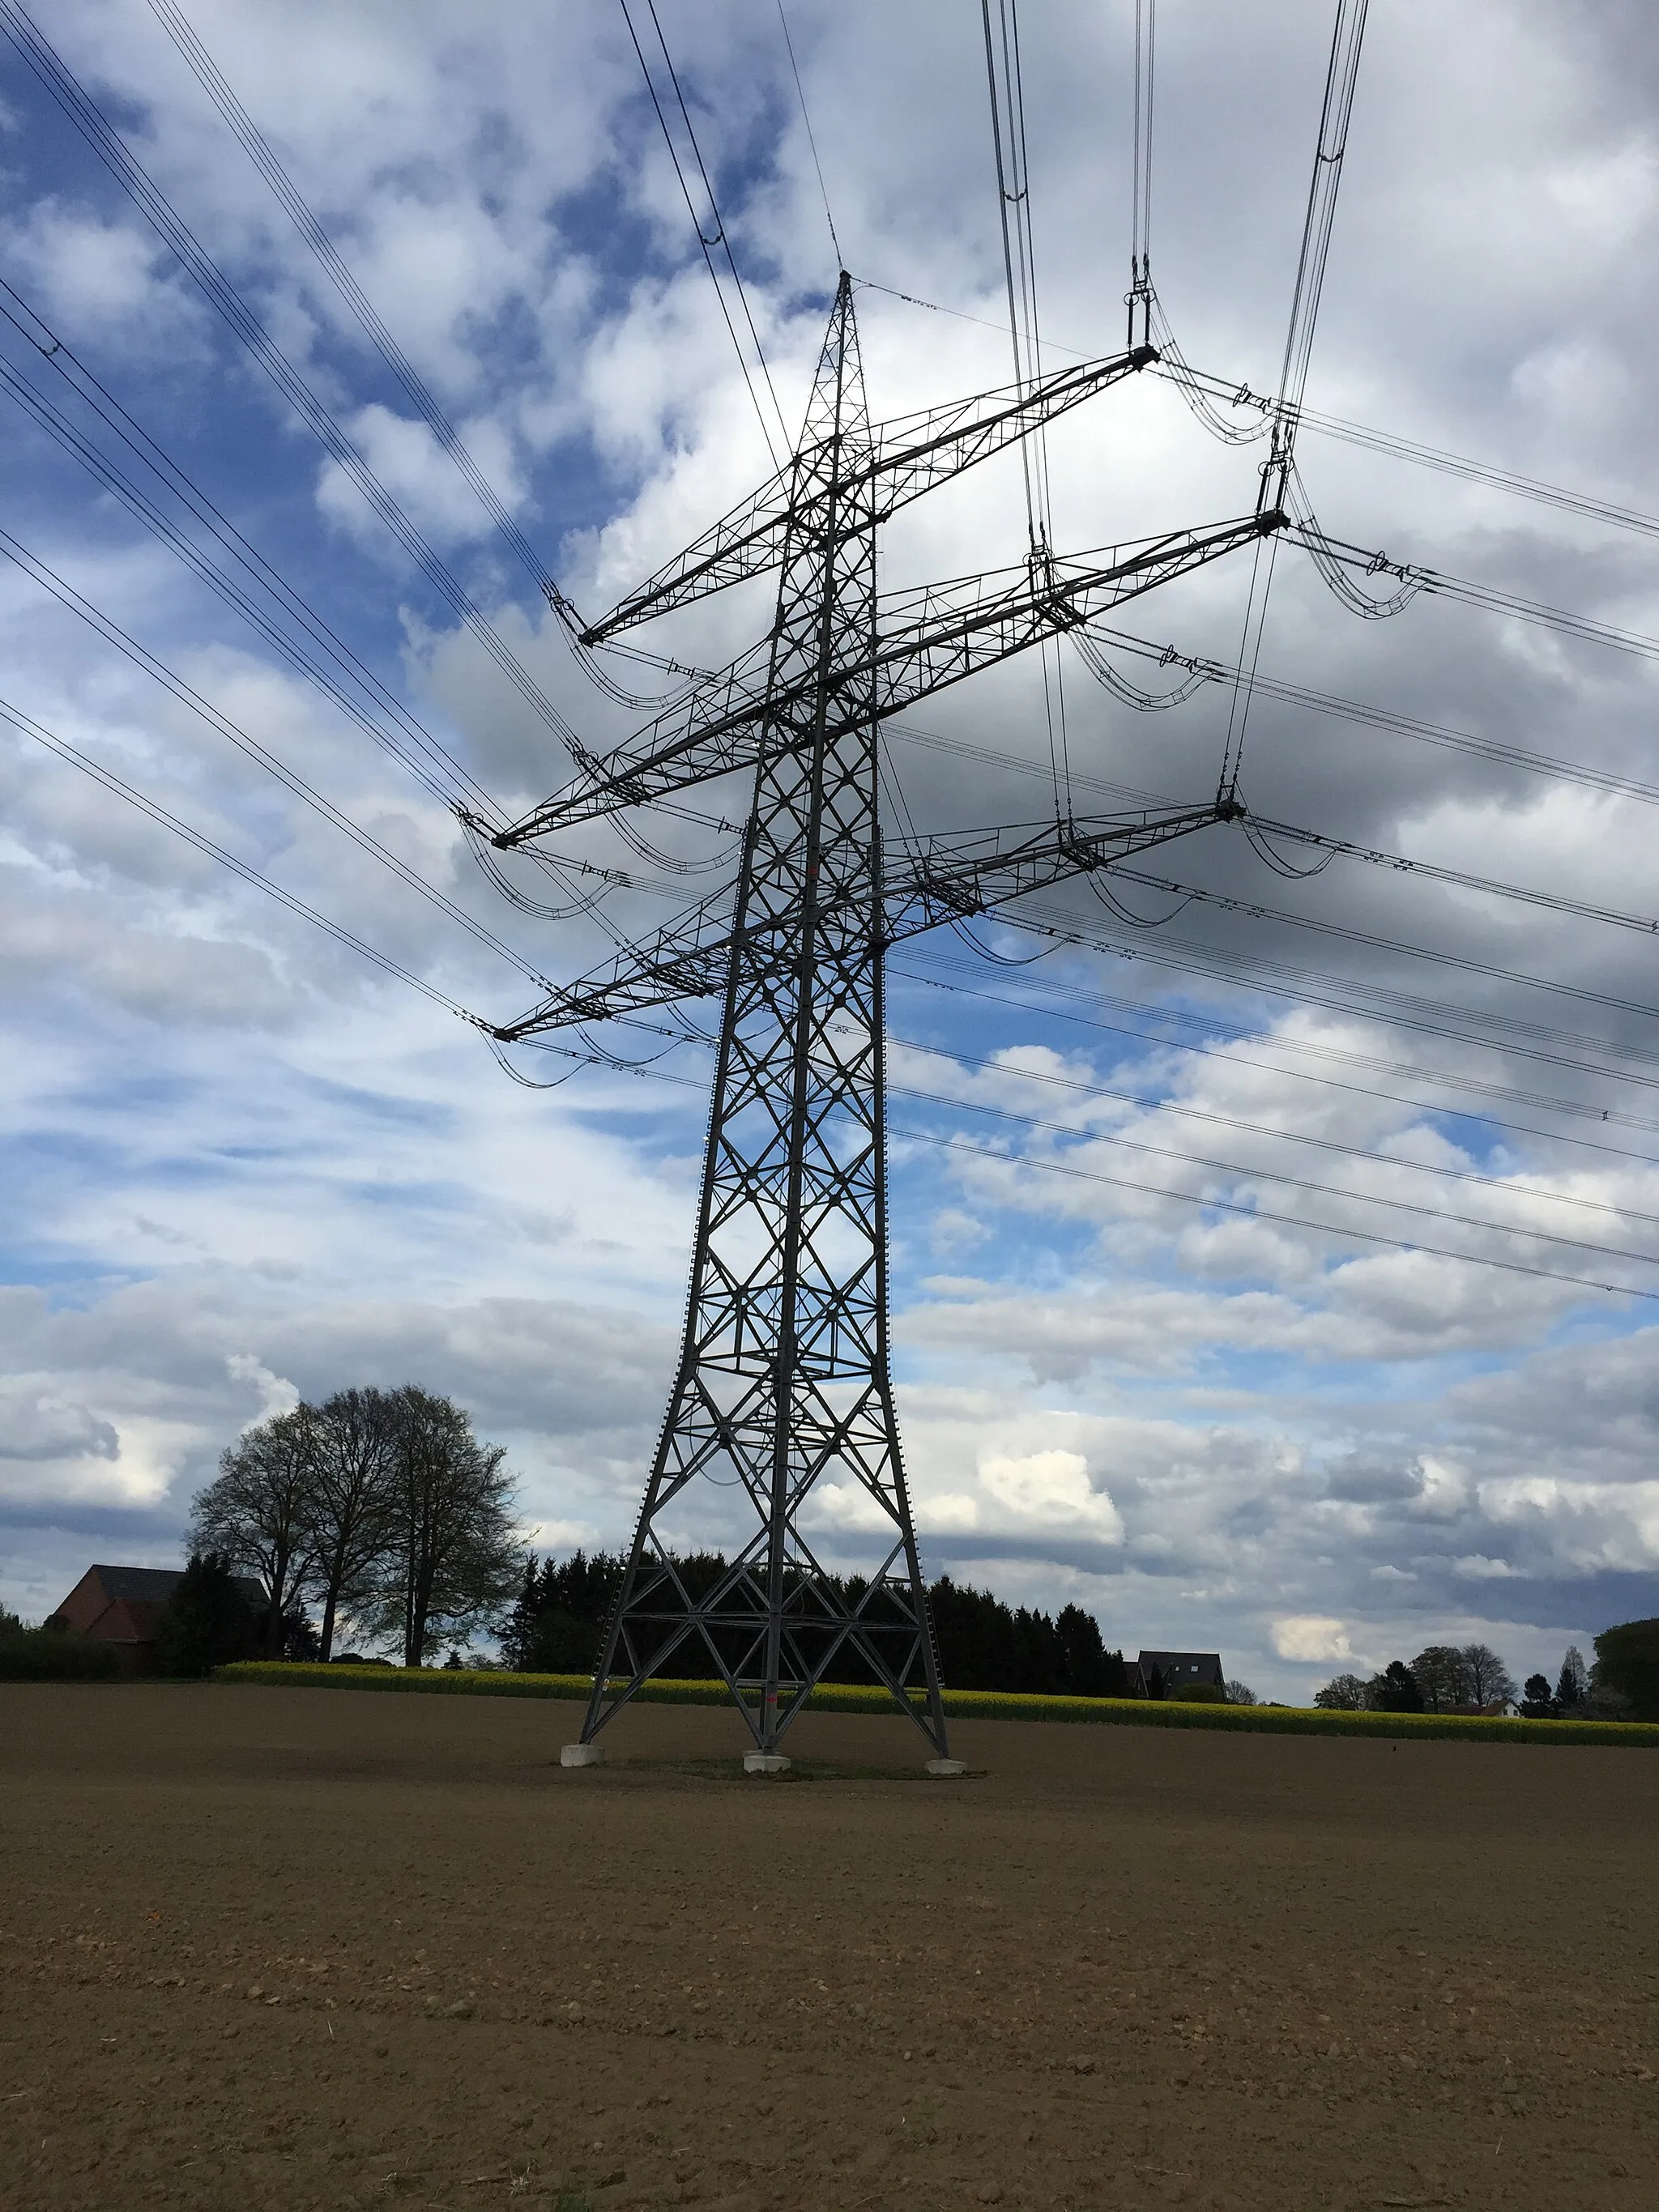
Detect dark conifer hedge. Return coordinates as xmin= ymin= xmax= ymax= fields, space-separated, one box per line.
xmin=499 ymin=1549 xmax=1130 ymax=1698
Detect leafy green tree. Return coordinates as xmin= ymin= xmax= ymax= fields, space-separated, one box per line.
xmin=1556 ymin=1646 xmax=1589 ymax=1708
xmin=1410 ymin=1644 xmax=1474 ymax=1711
xmin=1461 ymin=1643 xmax=1517 ymax=1709
xmin=1053 ymin=1604 xmax=1120 ymax=1697
xmin=361 ymin=1387 xmax=521 ymax=1666
xmin=501 ymin=1553 xmax=544 ymax=1671
xmin=191 ymin=1407 xmax=318 ymax=1657
xmin=153 ymin=1553 xmax=258 ymax=1677
xmin=502 ymin=1549 xmax=633 ymax=1674
xmin=1314 ymin=1673 xmax=1368 ymax=1709
xmin=502 ymin=1551 xmax=1133 ymax=1697
xmin=1591 ymin=1619 xmax=1659 ymax=1722
xmin=1368 ymin=1660 xmax=1424 ymax=1712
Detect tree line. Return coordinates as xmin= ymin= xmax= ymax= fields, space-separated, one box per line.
xmin=1309 ymin=1639 xmax=1652 ymax=1719
xmin=502 ymin=1550 xmax=1135 ymax=1698
xmin=187 ymin=1387 xmax=519 ymax=1668
xmin=1314 ymin=1643 xmax=1517 ymax=1713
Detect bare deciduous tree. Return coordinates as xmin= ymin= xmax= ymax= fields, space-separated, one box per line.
xmin=1313 ymin=1673 xmax=1369 ymax=1710
xmin=1461 ymin=1643 xmax=1517 ymax=1709
xmin=302 ymin=1387 xmax=401 ymax=1661
xmin=1410 ymin=1644 xmax=1474 ymax=1712
xmin=360 ymin=1387 xmax=521 ymax=1665
xmin=191 ymin=1407 xmax=317 ymax=1657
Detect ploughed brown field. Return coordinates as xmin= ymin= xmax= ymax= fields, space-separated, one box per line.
xmin=2 ymin=1686 xmax=1656 ymax=2211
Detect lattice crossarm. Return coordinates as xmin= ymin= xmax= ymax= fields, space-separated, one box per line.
xmin=870 ymin=509 xmax=1286 ymax=718
xmin=574 ymin=465 xmax=796 ymax=646
xmin=491 ymin=897 xmax=739 ymax=1039
xmin=497 ymin=513 xmax=1284 ymax=842
xmin=883 ymin=799 xmax=1240 ymax=943
xmin=863 ymin=343 xmax=1158 ymax=516
xmin=573 ymin=343 xmax=1158 ymax=647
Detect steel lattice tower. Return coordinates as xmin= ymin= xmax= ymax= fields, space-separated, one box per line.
xmin=586 ymin=280 xmax=943 ymax=1755
xmin=481 ymin=273 xmax=1282 ymax=1759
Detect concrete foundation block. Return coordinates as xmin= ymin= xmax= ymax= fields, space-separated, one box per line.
xmin=743 ymin=1753 xmax=791 ymax=1775
xmin=560 ymin=1742 xmax=605 ymax=1767
xmin=926 ymin=1758 xmax=968 ymax=1777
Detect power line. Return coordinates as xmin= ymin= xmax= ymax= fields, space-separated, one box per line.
xmin=0 ymin=0 xmax=586 ymax=774
xmin=889 ymin=955 xmax=1659 ymax=1171
xmin=896 ymin=1127 xmax=1659 ymax=1306
xmin=1218 ymin=0 xmax=1369 ymax=802
xmin=1128 ymin=0 xmax=1156 ymax=348
xmin=885 ymin=1030 xmax=1659 ymax=1234
xmin=643 ymin=0 xmax=790 ymax=449
xmin=519 ymin=995 xmax=1659 ymax=1268
xmin=1250 ymin=815 xmax=1659 ymax=941
xmin=980 ymin=0 xmax=1072 ymax=813
xmin=616 ymin=0 xmax=790 ymax=463
xmin=893 ymin=1080 xmax=1659 ymax=1275
xmin=1078 ymin=622 xmax=1659 ymax=815
xmin=1087 ymin=867 xmax=1659 ymax=1029
xmin=885 ymin=714 xmax=1659 ymax=953
xmin=855 ymin=277 xmax=1659 ymax=565
xmin=775 ymin=0 xmax=842 ymax=269
xmin=1004 ymin=899 xmax=1659 ymax=1132
xmin=880 ymin=720 xmax=1659 ymax=1083
xmin=0 ymin=292 xmax=630 ymax=940
xmin=961 ymin=898 xmax=1659 ymax=1136
xmin=534 ymin=731 xmax=1659 ymax=1113
xmin=538 ymin=733 xmax=1659 ymax=1110
xmin=143 ymin=0 xmax=556 ymax=597
xmin=504 ymin=1025 xmax=1659 ymax=1306
xmin=0 ymin=527 xmax=559 ymax=989
xmin=0 ymin=288 xmax=491 ymax=819
xmin=2 ymin=694 xmax=487 ymax=1025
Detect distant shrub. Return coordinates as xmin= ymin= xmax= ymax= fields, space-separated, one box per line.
xmin=0 ymin=1621 xmax=120 ymax=1681
xmin=1169 ymin=1681 xmax=1228 ymax=1703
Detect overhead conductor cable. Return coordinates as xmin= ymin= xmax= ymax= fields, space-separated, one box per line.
xmin=0 ymin=0 xmax=590 ymax=793
xmin=1218 ymin=0 xmax=1369 ymax=804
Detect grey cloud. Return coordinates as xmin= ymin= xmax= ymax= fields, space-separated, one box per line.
xmin=1322 ymin=1452 xmax=1426 ymax=1505
xmin=0 ymin=1387 xmax=119 ymax=1464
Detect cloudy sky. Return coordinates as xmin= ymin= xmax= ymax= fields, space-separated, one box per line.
xmin=5 ymin=0 xmax=1659 ymax=1697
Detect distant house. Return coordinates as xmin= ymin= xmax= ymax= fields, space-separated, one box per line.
xmin=1132 ymin=1648 xmax=1224 ymax=1698
xmin=48 ymin=1564 xmax=264 ymax=1674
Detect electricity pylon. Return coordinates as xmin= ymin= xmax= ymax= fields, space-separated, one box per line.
xmin=479 ymin=275 xmax=1280 ymax=1759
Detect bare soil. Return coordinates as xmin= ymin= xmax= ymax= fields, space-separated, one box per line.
xmin=2 ymin=1684 xmax=1656 ymax=2211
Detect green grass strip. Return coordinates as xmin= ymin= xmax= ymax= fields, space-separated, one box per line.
xmin=210 ymin=1662 xmax=1659 ymax=1745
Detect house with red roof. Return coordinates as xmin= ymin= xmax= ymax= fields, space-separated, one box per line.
xmin=48 ymin=1564 xmax=264 ymax=1674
